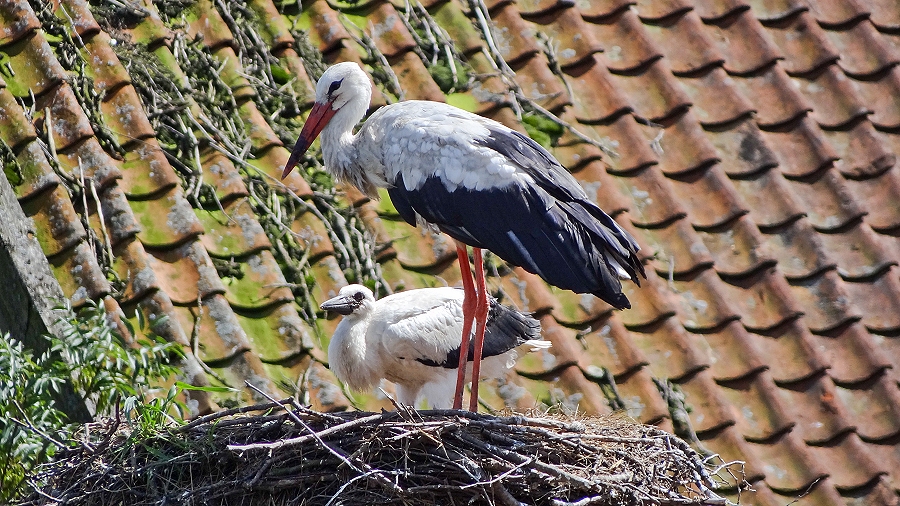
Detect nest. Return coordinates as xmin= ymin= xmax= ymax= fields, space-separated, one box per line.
xmin=22 ymin=400 xmax=736 ymax=506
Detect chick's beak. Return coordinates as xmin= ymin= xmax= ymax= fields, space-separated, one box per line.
xmin=320 ymin=294 xmax=357 ymax=315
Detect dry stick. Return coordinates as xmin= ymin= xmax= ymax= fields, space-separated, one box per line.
xmin=177 ymin=400 xmax=291 ymax=432
xmin=235 ymin=382 xmax=405 ymax=497
xmin=226 ymin=411 xmax=387 ymax=452
xmin=456 ymin=430 xmax=646 ymax=496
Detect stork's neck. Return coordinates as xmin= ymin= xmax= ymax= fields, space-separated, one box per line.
xmin=319 ymin=100 xmax=383 ymax=198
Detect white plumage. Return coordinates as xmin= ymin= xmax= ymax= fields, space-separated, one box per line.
xmin=321 ymin=285 xmax=550 ymax=409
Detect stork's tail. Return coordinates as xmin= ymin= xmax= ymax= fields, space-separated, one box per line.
xmin=488 ymin=298 xmax=541 ymax=340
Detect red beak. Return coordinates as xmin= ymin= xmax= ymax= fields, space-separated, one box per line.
xmin=281 ymin=101 xmax=338 ymax=179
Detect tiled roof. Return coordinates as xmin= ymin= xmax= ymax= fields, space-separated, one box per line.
xmin=3 ymin=0 xmax=900 ymax=503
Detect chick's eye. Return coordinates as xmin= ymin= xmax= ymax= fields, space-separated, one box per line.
xmin=353 ymin=292 xmax=365 ymax=302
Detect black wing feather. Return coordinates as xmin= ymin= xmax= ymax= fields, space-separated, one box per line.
xmin=388 ymin=125 xmax=643 ymax=309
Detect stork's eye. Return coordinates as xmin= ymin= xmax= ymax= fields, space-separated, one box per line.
xmin=353 ymin=291 xmax=365 ymax=302
xmin=328 ymin=79 xmax=343 ymax=96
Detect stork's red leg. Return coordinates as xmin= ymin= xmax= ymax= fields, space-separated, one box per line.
xmin=468 ymin=248 xmax=489 ymax=412
xmin=453 ymin=241 xmax=475 ymax=410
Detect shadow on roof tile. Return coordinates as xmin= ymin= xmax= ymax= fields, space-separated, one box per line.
xmin=657 ymin=110 xmax=720 ymax=176
xmin=36 ymin=82 xmax=96 ymax=152
xmin=805 ymin=0 xmax=868 ymax=28
xmin=380 ymin=217 xmax=456 ymax=270
xmin=512 ymin=53 xmax=570 ymax=112
xmin=171 ymin=294 xmax=249 ymax=363
xmin=665 ymin=164 xmax=748 ymax=229
xmin=564 ymin=56 xmax=633 ymax=123
xmin=629 ymin=317 xmax=710 ymax=381
xmin=814 ymin=321 xmax=890 ymax=384
xmin=553 ymin=364 xmax=615 ymax=416
xmin=860 ymin=442 xmax=900 ymax=499
xmin=194 ymin=203 xmax=272 ymax=258
xmin=428 ymin=0 xmax=484 ymax=56
xmin=775 ymin=372 xmax=854 ymax=444
xmin=519 ymin=5 xmax=604 ymax=69
xmin=822 ymin=19 xmax=899 ymax=78
xmin=705 ymin=9 xmax=783 ymax=76
xmin=488 ymin=2 xmax=541 ymax=66
xmin=819 ymin=224 xmax=896 ymax=281
xmin=0 ymin=89 xmax=37 ymax=153
xmin=781 ymin=169 xmax=864 ymax=231
xmin=11 ymin=141 xmax=60 ymax=202
xmin=49 ymin=240 xmax=111 ymax=307
xmin=613 ymin=166 xmax=685 ymax=226
xmin=717 ymin=266 xmax=802 ymax=332
xmin=763 ymin=218 xmax=837 ymax=280
xmin=850 ymin=67 xmax=900 ymax=130
xmin=804 ymin=433 xmax=888 ymax=491
xmin=686 ymin=0 xmax=742 ymax=20
xmin=301 ymin=0 xmax=351 ymax=53
xmin=147 ymin=241 xmax=226 ymax=304
xmin=187 ymin=0 xmax=234 ymax=51
xmin=56 ymin=138 xmax=122 ymax=190
xmin=868 ymin=0 xmax=900 ymax=31
xmin=766 ymin=477 xmax=848 ymax=506
xmin=843 ymin=267 xmax=900 ymax=333
xmin=617 ymin=270 xmax=679 ymax=328
xmin=220 ymin=250 xmax=294 ymax=310
xmin=644 ymin=11 xmax=725 ymax=76
xmin=799 ymin=69 xmax=870 ymax=130
xmin=119 ymin=138 xmax=181 ymax=198
xmin=570 ymin=161 xmax=634 ymax=216
xmin=82 ymin=32 xmax=131 ymax=96
xmin=833 ymin=371 xmax=900 ymax=443
xmin=112 ymin=237 xmax=160 ymax=304
xmin=389 ymin=50 xmax=446 ymax=102
xmin=746 ymin=431 xmax=827 ymax=493
xmin=291 ymin=207 xmax=335 ymax=261
xmin=307 ymin=254 xmax=348 ymax=308
xmin=763 ymin=11 xmax=839 ymax=76
xmin=604 ymin=60 xmax=692 ymax=123
xmin=788 ymin=268 xmax=862 ymax=333
xmin=732 ymin=68 xmax=812 ymax=129
xmin=0 ymin=2 xmax=40 ymax=47
xmin=131 ymin=186 xmax=203 ymax=247
xmin=718 ymin=370 xmax=796 ymax=442
xmin=826 ymin=120 xmax=896 ymax=180
xmin=701 ymin=216 xmax=776 ymax=277
xmin=634 ymin=0 xmax=692 ymax=22
xmin=1 ymin=31 xmax=66 ymax=98
xmin=754 ymin=318 xmax=830 ymax=383
xmin=677 ymin=368 xmax=736 ymax=434
xmin=642 ymin=218 xmax=714 ymax=276
xmin=675 ymin=68 xmax=755 ymax=127
xmin=589 ymin=9 xmax=661 ymax=74
xmin=579 ymin=316 xmax=648 ymax=378
xmin=701 ymin=319 xmax=768 ymax=382
xmin=578 ymin=0 xmax=634 ymax=22
xmin=237 ymin=303 xmax=315 ymax=362
xmin=731 ymin=171 xmax=802 ymax=228
xmin=21 ymin=184 xmax=84 ymax=256
xmin=670 ymin=268 xmax=741 ymax=331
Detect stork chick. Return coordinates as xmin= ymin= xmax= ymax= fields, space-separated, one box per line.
xmin=321 ymin=284 xmax=550 ymax=409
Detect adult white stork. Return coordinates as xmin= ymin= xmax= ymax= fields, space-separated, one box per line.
xmin=321 ymin=284 xmax=550 ymax=409
xmin=283 ymin=62 xmax=645 ymax=411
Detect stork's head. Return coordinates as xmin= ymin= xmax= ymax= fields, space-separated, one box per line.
xmin=281 ymin=62 xmax=372 ymax=179
xmin=320 ymin=284 xmax=376 ymax=318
